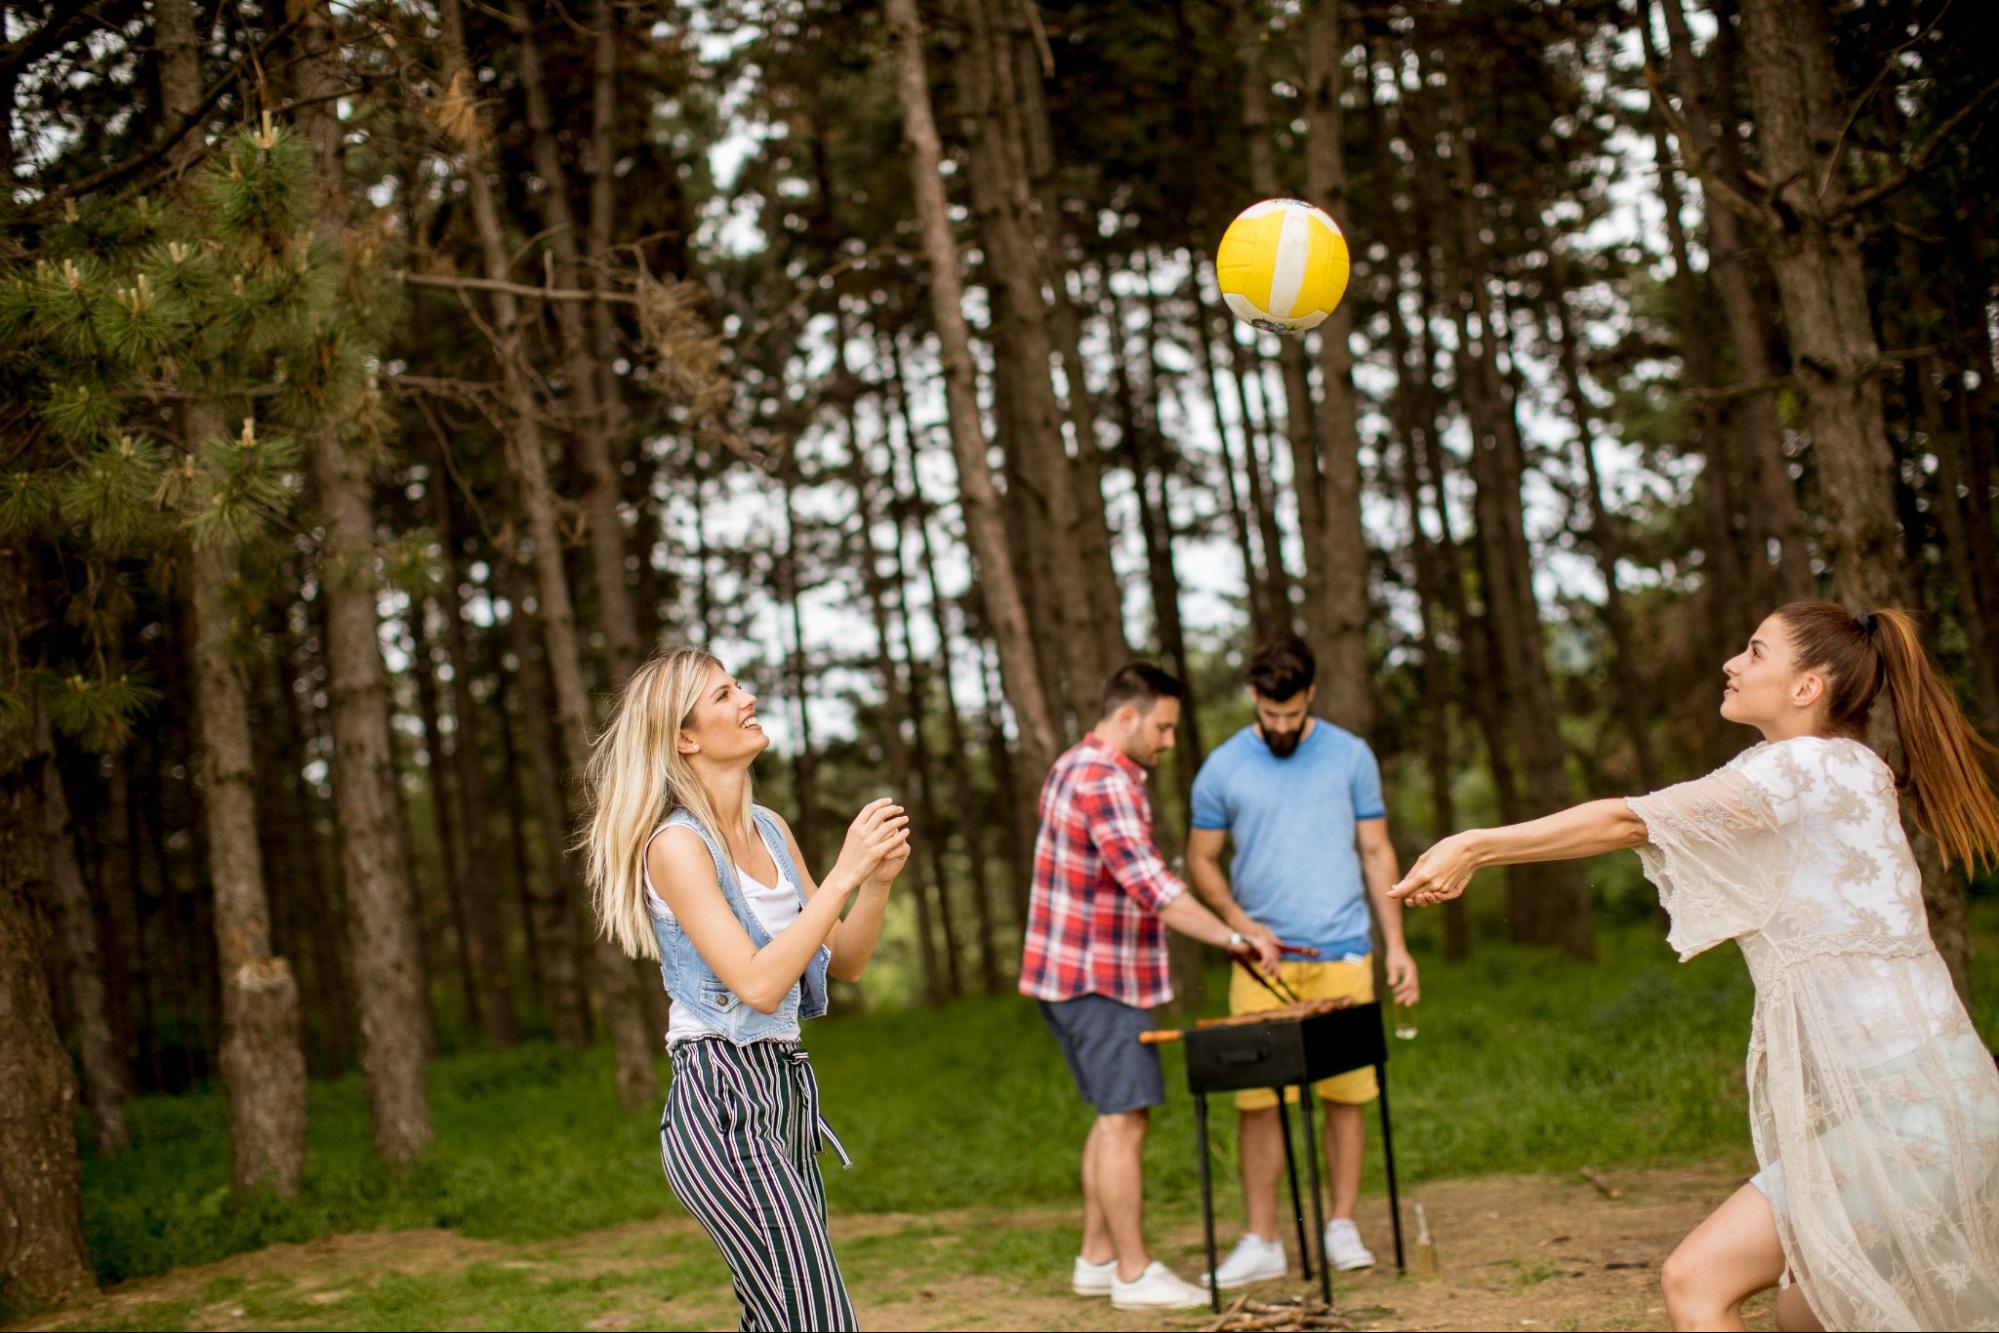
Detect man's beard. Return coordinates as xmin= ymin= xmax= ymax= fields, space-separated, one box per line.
xmin=1264 ymin=727 xmax=1303 ymax=759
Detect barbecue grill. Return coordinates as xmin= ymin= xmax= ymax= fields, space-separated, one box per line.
xmin=1143 ymin=996 xmax=1405 ymax=1313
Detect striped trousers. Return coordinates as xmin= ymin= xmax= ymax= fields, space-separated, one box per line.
xmin=660 ymin=1038 xmax=857 ymax=1332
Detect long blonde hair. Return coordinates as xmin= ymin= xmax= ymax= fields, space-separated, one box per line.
xmin=582 ymin=648 xmax=756 ymax=960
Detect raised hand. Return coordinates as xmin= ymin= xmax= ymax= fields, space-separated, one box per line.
xmin=873 ymin=828 xmax=913 ymax=885
xmin=1388 ymin=830 xmax=1483 ymax=908
xmin=833 ymin=798 xmax=911 ymax=890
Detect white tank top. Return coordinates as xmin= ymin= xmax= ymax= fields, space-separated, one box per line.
xmin=645 ymin=825 xmax=805 ymax=1045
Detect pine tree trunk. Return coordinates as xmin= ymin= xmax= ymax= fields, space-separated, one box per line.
xmin=1231 ymin=322 xmax=1298 ymax=636
xmin=507 ymin=0 xmax=644 ymax=687
xmin=1001 ymin=7 xmax=1130 ymax=685
xmin=139 ymin=722 xmax=196 ymax=1089
xmin=885 ymin=0 xmax=1058 ymax=778
xmin=1116 ymin=287 xmax=1204 ymax=776
xmin=587 ymin=0 xmax=631 ymax=474
xmin=499 ymin=554 xmax=594 ymax=1047
xmin=488 ymin=642 xmax=547 ymax=1014
xmin=1388 ymin=333 xmax=1468 ymax=962
xmin=845 ymin=406 xmax=945 ymax=1004
xmin=1301 ymin=0 xmax=1373 ymax=737
xmin=974 ymin=625 xmax=1034 ymax=929
xmin=1434 ymin=69 xmax=1593 ymax=958
xmin=33 ymin=717 xmax=128 ymax=1156
xmin=440 ymin=0 xmax=657 ymax=1106
xmin=0 ymin=550 xmax=98 ymax=1315
xmin=431 ymin=468 xmax=520 ymax=1045
xmin=268 ymin=623 xmax=351 ymax=1076
xmin=776 ymin=468 xmax=823 ymax=870
xmin=1637 ymin=1 xmax=1746 ymax=652
xmin=896 ymin=594 xmax=965 ymax=1000
xmin=290 ymin=0 xmax=433 ymax=1162
xmin=951 ymin=0 xmax=1103 ymax=724
xmin=407 ymin=602 xmax=482 ymax=1035
xmin=1731 ymin=0 xmax=1970 ymax=999
xmin=1730 ymin=0 xmax=1896 ymax=607
xmin=887 ymin=363 xmax=1006 ymax=994
xmin=105 ymin=749 xmax=159 ymax=1089
xmin=1190 ymin=268 xmax=1275 ymax=643
xmin=1658 ymin=0 xmax=1813 ymax=604
xmin=186 ymin=533 xmax=312 ymax=1193
xmin=152 ymin=0 xmax=314 ymax=1184
xmin=1549 ymin=286 xmax=1660 ymax=789
xmin=1231 ymin=0 xmax=1326 ymax=655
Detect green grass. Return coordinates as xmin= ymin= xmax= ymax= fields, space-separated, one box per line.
xmin=75 ymin=904 xmax=1999 ymax=1294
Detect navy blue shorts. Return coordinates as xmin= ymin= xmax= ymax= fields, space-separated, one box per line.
xmin=1037 ymin=995 xmax=1164 ymax=1115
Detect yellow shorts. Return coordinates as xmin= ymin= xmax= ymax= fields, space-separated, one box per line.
xmin=1229 ymin=956 xmax=1378 ymax=1111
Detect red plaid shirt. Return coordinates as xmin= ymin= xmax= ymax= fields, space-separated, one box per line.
xmin=1018 ymin=734 xmax=1186 ymax=1008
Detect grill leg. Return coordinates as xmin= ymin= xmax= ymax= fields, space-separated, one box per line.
xmin=1378 ymin=1063 xmax=1405 ymax=1274
xmin=1196 ymin=1092 xmax=1219 ymax=1314
xmin=1297 ymin=1081 xmax=1332 ymax=1308
xmin=1276 ymin=1090 xmax=1311 ymax=1280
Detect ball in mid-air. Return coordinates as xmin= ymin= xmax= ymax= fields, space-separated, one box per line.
xmin=1215 ymin=198 xmax=1350 ymax=335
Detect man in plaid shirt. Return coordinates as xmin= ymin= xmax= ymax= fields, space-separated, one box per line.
xmin=1022 ymin=663 xmax=1281 ymax=1312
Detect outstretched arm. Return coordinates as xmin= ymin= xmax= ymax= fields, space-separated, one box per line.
xmin=1389 ymin=799 xmax=1647 ymax=907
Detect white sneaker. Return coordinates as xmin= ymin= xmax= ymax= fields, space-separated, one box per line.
xmin=1072 ymin=1254 xmax=1116 ymax=1296
xmin=1110 ymin=1261 xmax=1211 ymax=1310
xmin=1324 ymin=1218 xmax=1375 ymax=1271
xmin=1203 ymin=1233 xmax=1288 ymax=1290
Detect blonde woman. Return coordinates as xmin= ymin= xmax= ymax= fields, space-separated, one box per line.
xmin=1392 ymin=603 xmax=1999 ymax=1331
xmin=584 ymin=648 xmax=909 ymax=1332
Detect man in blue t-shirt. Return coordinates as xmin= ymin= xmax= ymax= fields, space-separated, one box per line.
xmin=1187 ymin=635 xmax=1420 ymax=1289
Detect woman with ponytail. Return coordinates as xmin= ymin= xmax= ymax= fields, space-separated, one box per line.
xmin=1392 ymin=603 xmax=1999 ymax=1331
xmin=582 ymin=648 xmax=909 ymax=1332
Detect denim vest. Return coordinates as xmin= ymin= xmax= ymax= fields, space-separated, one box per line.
xmin=649 ymin=805 xmax=830 ymax=1044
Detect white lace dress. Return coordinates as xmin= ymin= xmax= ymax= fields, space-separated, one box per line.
xmin=1627 ymin=736 xmax=1999 ymax=1331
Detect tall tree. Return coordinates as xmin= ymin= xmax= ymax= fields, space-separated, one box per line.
xmin=0 ymin=564 xmax=96 ymax=1317
xmin=1656 ymin=0 xmax=1814 ymax=603
xmin=885 ymin=0 xmax=1058 ymax=777
xmin=1301 ymin=0 xmax=1375 ymax=738
xmin=154 ymin=0 xmax=313 ymax=1190
xmin=293 ymin=0 xmax=433 ymax=1163
xmin=428 ymin=459 xmax=520 ymax=1045
xmin=434 ymin=0 xmax=657 ymax=1106
xmin=1228 ymin=0 xmax=1322 ymax=650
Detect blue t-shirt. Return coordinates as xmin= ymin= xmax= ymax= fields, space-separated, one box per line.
xmin=1190 ymin=720 xmax=1383 ymax=958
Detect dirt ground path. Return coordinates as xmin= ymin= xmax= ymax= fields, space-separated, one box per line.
xmin=23 ymin=1159 xmax=1776 ymax=1332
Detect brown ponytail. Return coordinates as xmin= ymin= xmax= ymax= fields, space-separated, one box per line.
xmin=1776 ymin=600 xmax=1999 ymax=869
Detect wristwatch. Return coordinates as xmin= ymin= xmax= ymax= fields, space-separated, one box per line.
xmin=1226 ymin=931 xmax=1247 ymax=952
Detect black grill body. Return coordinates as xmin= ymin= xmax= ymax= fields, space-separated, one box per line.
xmin=1166 ymin=999 xmax=1404 ymax=1312
xmin=1182 ymin=1002 xmax=1390 ymax=1095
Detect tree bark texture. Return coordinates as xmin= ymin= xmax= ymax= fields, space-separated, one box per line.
xmin=186 ymin=533 xmax=312 ymax=1193
xmin=439 ymin=0 xmax=657 ymax=1106
xmin=1231 ymin=0 xmax=1323 ymax=652
xmin=951 ymin=0 xmax=1105 ymax=728
xmin=430 ymin=467 xmax=521 ymax=1045
xmin=1658 ymin=0 xmax=1814 ymax=604
xmin=1731 ymin=0 xmax=1971 ymax=1000
xmin=885 ymin=0 xmax=1057 ymax=778
xmin=0 ymin=549 xmax=98 ymax=1317
xmin=32 ymin=716 xmax=128 ymax=1155
xmin=1301 ymin=0 xmax=1374 ymax=738
xmin=1435 ymin=67 xmax=1594 ymax=959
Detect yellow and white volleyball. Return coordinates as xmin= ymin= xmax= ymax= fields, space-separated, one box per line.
xmin=1214 ymin=198 xmax=1350 ymax=335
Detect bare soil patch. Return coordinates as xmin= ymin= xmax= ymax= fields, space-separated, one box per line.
xmin=21 ymin=1159 xmax=1777 ymax=1332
